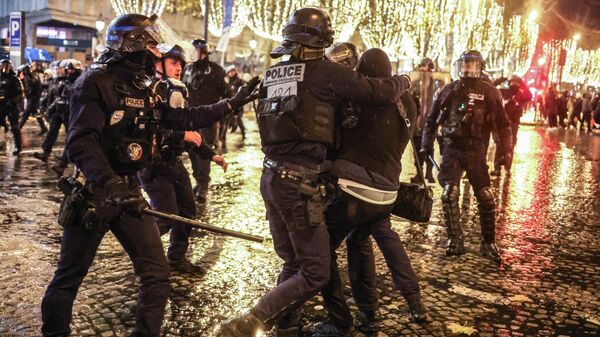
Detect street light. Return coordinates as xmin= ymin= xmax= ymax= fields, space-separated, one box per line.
xmin=249 ymin=39 xmax=257 ymax=50
xmin=573 ymin=33 xmax=581 ymax=42
xmin=528 ymin=10 xmax=539 ymax=22
xmin=95 ymin=14 xmax=106 ymax=33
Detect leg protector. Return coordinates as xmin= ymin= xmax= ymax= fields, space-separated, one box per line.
xmin=441 ymin=184 xmax=464 ymax=256
xmin=476 ymin=187 xmax=502 ymax=264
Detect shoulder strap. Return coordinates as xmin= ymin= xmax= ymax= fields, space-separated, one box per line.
xmin=395 ymin=99 xmax=427 ymax=188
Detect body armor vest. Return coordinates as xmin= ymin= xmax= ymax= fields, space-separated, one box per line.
xmin=441 ymin=84 xmax=489 ymax=140
xmin=151 ymin=78 xmax=188 ymax=162
xmin=256 ymin=62 xmax=335 ymax=147
xmin=101 ymin=77 xmax=160 ymax=175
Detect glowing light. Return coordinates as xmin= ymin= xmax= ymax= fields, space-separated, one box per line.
xmin=573 ymin=33 xmax=581 ymax=42
xmin=528 ymin=10 xmax=539 ymax=22
xmin=110 ymin=0 xmax=167 ymax=16
xmin=248 ymin=39 xmax=257 ymax=49
xmin=199 ymin=1 xmax=248 ymax=38
xmin=537 ymin=56 xmax=546 ymax=66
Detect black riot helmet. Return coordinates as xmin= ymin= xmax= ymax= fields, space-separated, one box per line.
xmin=17 ymin=64 xmax=31 ymax=76
xmin=158 ymin=44 xmax=186 ymax=64
xmin=271 ymin=7 xmax=334 ymax=58
xmin=326 ymin=42 xmax=359 ymax=69
xmin=60 ymin=58 xmax=83 ymax=71
xmin=191 ymin=38 xmax=211 ymax=55
xmin=0 ymin=59 xmax=12 ymax=73
xmin=105 ymin=14 xmax=162 ymax=53
xmin=356 ymin=48 xmax=392 ymax=78
xmin=418 ymin=57 xmax=434 ymax=71
xmin=454 ymin=50 xmax=485 ymax=79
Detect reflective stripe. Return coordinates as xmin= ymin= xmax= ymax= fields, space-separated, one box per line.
xmin=338 ymin=178 xmax=397 ymax=205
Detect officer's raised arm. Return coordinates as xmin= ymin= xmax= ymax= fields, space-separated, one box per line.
xmin=161 ymin=76 xmax=260 ymax=130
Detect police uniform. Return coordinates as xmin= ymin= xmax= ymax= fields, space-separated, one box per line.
xmin=35 ymin=67 xmax=81 ymax=170
xmin=182 ymin=52 xmax=229 ymax=203
xmin=18 ymin=66 xmax=47 ymax=133
xmin=0 ymin=61 xmax=24 ymax=155
xmin=216 ymin=8 xmax=411 ymax=337
xmin=40 ymin=14 xmax=250 ymax=337
xmin=320 ymin=49 xmax=426 ymax=335
xmin=138 ymin=76 xmax=217 ymax=265
xmin=421 ymin=50 xmax=512 ymax=263
xmin=226 ymin=70 xmax=246 ymax=140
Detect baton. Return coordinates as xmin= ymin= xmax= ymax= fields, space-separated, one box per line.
xmin=143 ymin=208 xmax=264 ymax=243
xmin=428 ymin=155 xmax=441 ymax=171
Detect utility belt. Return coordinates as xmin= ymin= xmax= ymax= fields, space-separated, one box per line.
xmin=263 ymin=157 xmax=331 ymax=231
xmin=263 ymin=157 xmax=331 ymax=182
xmin=444 ymin=137 xmax=486 ymax=149
xmin=58 ymin=174 xmax=138 ymax=233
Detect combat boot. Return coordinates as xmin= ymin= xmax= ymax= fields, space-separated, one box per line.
xmin=51 ymin=163 xmax=67 ymax=177
xmin=408 ymin=299 xmax=430 ymax=323
xmin=441 ymin=184 xmax=464 ymax=256
xmin=354 ymin=310 xmax=378 ymax=333
xmin=215 ymin=310 xmax=267 ymax=337
xmin=305 ymin=320 xmax=351 ymax=337
xmin=273 ymin=308 xmax=302 ymax=337
xmin=33 ymin=151 xmax=51 ymax=162
xmin=476 ymin=187 xmax=502 ymax=264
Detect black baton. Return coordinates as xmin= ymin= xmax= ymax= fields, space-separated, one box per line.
xmin=143 ymin=208 xmax=264 ymax=243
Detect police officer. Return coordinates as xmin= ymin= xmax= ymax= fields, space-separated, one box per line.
xmin=411 ymin=57 xmax=436 ymax=183
xmin=225 ymin=65 xmax=246 ymax=140
xmin=0 ymin=59 xmax=24 ymax=155
xmin=139 ymin=44 xmax=227 ymax=272
xmin=491 ymin=75 xmax=531 ymax=176
xmin=216 ymin=7 xmax=411 ymax=337
xmin=316 ymin=48 xmax=428 ymax=337
xmin=421 ymin=50 xmax=512 ymax=264
xmin=182 ymin=38 xmax=229 ymax=205
xmin=18 ymin=63 xmax=48 ymax=134
xmin=41 ymin=14 xmax=257 ymax=337
xmin=34 ymin=59 xmax=83 ymax=176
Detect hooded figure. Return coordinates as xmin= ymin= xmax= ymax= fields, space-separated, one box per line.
xmin=319 ymin=48 xmax=428 ymax=336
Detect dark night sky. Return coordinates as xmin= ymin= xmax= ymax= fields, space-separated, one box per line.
xmin=505 ymin=0 xmax=600 ymax=49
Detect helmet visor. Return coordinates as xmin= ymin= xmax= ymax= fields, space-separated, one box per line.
xmin=454 ymin=58 xmax=483 ymax=79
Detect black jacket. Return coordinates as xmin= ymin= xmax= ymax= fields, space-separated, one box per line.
xmin=67 ymin=63 xmax=231 ymax=185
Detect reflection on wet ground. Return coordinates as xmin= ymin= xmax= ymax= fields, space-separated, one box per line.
xmin=0 ymin=119 xmax=599 ymax=336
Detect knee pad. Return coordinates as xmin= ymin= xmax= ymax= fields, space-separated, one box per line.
xmin=476 ymin=187 xmax=495 ymax=209
xmin=441 ymin=184 xmax=460 ymax=204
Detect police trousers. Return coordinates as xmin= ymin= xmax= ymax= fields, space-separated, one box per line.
xmin=0 ymin=101 xmax=22 ymax=150
xmin=189 ymin=123 xmax=218 ymax=191
xmin=19 ymin=99 xmax=47 ymax=131
xmin=139 ymin=162 xmax=196 ymax=261
xmin=323 ymin=191 xmax=421 ymax=328
xmin=253 ymin=167 xmax=331 ymax=324
xmin=438 ymin=143 xmax=490 ymax=191
xmin=41 ymin=184 xmax=170 ymax=337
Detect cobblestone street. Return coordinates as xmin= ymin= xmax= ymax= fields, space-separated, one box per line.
xmin=1 ymin=118 xmax=599 ymax=337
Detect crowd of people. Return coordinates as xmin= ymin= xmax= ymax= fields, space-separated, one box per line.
xmin=535 ymin=85 xmax=600 ymax=132
xmin=0 ymin=7 xmax=598 ymax=337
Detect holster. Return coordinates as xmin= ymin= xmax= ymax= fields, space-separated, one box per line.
xmin=57 ymin=176 xmax=92 ymax=229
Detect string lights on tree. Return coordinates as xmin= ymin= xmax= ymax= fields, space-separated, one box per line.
xmin=199 ymin=1 xmax=248 ymax=38
xmin=110 ymin=0 xmax=168 ymax=16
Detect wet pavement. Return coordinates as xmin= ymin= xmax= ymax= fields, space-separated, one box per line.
xmin=0 ymin=117 xmax=599 ymax=337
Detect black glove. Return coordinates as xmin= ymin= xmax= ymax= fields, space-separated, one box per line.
xmin=103 ymin=177 xmax=148 ymax=218
xmin=419 ymin=146 xmax=433 ymax=158
xmin=229 ymin=76 xmax=261 ymax=110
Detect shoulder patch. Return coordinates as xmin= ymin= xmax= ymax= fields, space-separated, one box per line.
xmin=110 ymin=110 xmax=124 ymax=125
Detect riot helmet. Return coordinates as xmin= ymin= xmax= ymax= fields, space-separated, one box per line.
xmin=418 ymin=57 xmax=434 ymax=71
xmin=191 ymin=38 xmax=211 ymax=56
xmin=17 ymin=64 xmax=31 ymax=75
xmin=105 ymin=14 xmax=162 ymax=53
xmin=50 ymin=60 xmax=65 ymax=78
xmin=271 ymin=7 xmax=335 ymax=59
xmin=156 ymin=44 xmax=186 ymax=79
xmin=60 ymin=59 xmax=83 ymax=71
xmin=454 ymin=50 xmax=485 ymax=79
xmin=326 ymin=42 xmax=359 ymax=69
xmin=0 ymin=59 xmax=12 ymax=74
